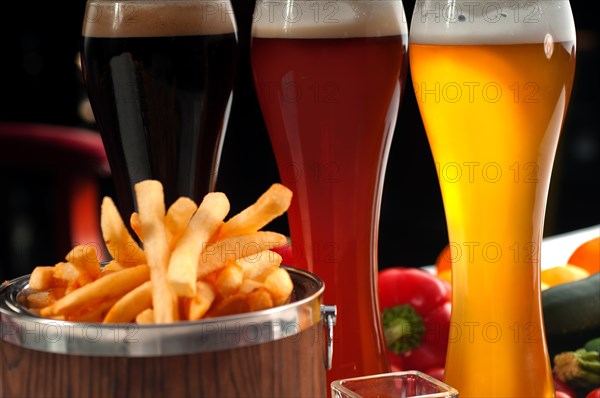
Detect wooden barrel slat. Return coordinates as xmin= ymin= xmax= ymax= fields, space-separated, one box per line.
xmin=1 ymin=322 xmax=326 ymax=398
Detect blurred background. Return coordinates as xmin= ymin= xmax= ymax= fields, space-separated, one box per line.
xmin=0 ymin=0 xmax=598 ymax=281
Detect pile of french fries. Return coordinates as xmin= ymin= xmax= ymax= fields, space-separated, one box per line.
xmin=25 ymin=181 xmax=294 ymax=324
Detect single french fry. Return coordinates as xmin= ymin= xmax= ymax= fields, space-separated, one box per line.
xmin=103 ymin=281 xmax=152 ymax=323
xmin=217 ymin=183 xmax=292 ymax=240
xmin=135 ymin=180 xmax=178 ymax=323
xmin=25 ymin=288 xmax=63 ymax=310
xmin=168 ymin=192 xmax=229 ymax=297
xmin=130 ymin=212 xmax=143 ymax=242
xmin=28 ymin=266 xmax=55 ymax=290
xmin=54 ymin=261 xmax=93 ymax=288
xmin=185 ymin=280 xmax=216 ymax=320
xmin=69 ymin=298 xmax=119 ymax=322
xmin=198 ymin=231 xmax=287 ymax=278
xmin=206 ymin=293 xmax=249 ymax=318
xmin=40 ymin=264 xmax=150 ymax=318
xmin=65 ymin=244 xmax=101 ymax=280
xmin=246 ymin=287 xmax=274 ymax=312
xmin=27 ymin=291 xmax=54 ymax=309
xmin=263 ymin=268 xmax=294 ymax=306
xmin=165 ymin=197 xmax=197 ymax=250
xmin=215 ymin=264 xmax=243 ymax=297
xmin=135 ymin=308 xmax=154 ymax=324
xmin=49 ymin=287 xmax=67 ymax=301
xmin=237 ymin=250 xmax=282 ymax=281
xmin=101 ymin=197 xmax=146 ymax=266
xmin=101 ymin=260 xmax=124 ymax=275
xmin=238 ymin=279 xmax=264 ymax=295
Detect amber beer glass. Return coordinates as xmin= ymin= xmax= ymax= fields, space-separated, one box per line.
xmin=81 ymin=0 xmax=238 ymax=217
xmin=410 ymin=0 xmax=576 ymax=396
xmin=251 ymin=0 xmax=408 ymax=385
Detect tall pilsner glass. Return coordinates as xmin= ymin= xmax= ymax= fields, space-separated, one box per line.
xmin=251 ymin=0 xmax=408 ymax=384
xmin=81 ymin=0 xmax=238 ymax=217
xmin=409 ymin=0 xmax=576 ymax=396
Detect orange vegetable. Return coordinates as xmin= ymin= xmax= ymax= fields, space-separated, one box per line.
xmin=568 ymin=236 xmax=600 ymax=275
xmin=437 ymin=269 xmax=452 ymax=285
xmin=434 ymin=244 xmax=453 ymax=274
xmin=541 ymin=264 xmax=590 ymax=289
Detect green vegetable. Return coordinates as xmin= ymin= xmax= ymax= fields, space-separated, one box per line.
xmin=543 ymin=273 xmax=600 ymax=337
xmin=585 ymin=338 xmax=600 ymax=353
xmin=553 ymin=348 xmax=600 ymax=389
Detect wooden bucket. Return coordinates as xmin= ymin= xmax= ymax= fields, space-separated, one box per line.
xmin=0 ymin=267 xmax=335 ymax=398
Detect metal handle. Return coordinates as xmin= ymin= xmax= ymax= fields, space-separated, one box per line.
xmin=320 ymin=304 xmax=337 ymax=370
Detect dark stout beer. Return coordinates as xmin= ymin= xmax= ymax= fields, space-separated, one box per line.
xmin=81 ymin=0 xmax=237 ymax=217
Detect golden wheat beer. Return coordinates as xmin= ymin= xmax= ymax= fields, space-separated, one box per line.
xmin=410 ymin=1 xmax=576 ymax=396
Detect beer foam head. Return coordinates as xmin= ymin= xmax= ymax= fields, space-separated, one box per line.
xmin=83 ymin=0 xmax=236 ymax=37
xmin=252 ymin=1 xmax=408 ymax=39
xmin=409 ymin=0 xmax=575 ymax=44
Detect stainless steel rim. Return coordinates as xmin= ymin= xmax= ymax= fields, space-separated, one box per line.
xmin=0 ymin=266 xmax=324 ymax=357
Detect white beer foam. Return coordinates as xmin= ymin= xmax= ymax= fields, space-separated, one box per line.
xmin=410 ymin=0 xmax=575 ymax=44
xmin=252 ymin=1 xmax=408 ymax=38
xmin=83 ymin=0 xmax=236 ymax=38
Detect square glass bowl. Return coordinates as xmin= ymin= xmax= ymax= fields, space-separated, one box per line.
xmin=331 ymin=370 xmax=458 ymax=398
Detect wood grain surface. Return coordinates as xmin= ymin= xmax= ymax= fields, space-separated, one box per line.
xmin=0 ymin=322 xmax=326 ymax=398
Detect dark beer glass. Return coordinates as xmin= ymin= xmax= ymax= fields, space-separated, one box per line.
xmin=81 ymin=0 xmax=238 ymax=217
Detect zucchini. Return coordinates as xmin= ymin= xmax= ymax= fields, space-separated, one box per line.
xmin=543 ymin=272 xmax=600 ymax=336
xmin=543 ymin=273 xmax=600 ymax=358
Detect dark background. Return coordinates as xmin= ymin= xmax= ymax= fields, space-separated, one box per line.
xmin=0 ymin=1 xmax=598 ymax=281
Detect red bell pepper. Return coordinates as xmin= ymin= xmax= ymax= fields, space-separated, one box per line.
xmin=586 ymin=388 xmax=600 ymax=398
xmin=378 ymin=267 xmax=452 ymax=372
xmin=553 ymin=373 xmax=576 ymax=398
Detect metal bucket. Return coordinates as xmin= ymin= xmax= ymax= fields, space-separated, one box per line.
xmin=0 ymin=266 xmax=336 ymax=398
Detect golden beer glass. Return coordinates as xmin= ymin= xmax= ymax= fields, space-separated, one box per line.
xmin=409 ymin=0 xmax=576 ymax=396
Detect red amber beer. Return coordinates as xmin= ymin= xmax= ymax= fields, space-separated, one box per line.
xmin=251 ymin=0 xmax=408 ymax=384
xmin=81 ymin=0 xmax=237 ymax=217
xmin=410 ymin=1 xmax=576 ymax=396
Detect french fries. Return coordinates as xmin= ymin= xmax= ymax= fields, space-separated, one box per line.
xmin=25 ymin=180 xmax=295 ymax=324
xmin=40 ymin=264 xmax=150 ymax=319
xmin=215 ymin=264 xmax=244 ymax=297
xmin=165 ymin=196 xmax=198 ymax=249
xmin=136 ymin=308 xmax=155 ymax=324
xmin=217 ymin=183 xmax=292 ymax=240
xmin=65 ymin=244 xmax=101 ymax=280
xmin=28 ymin=266 xmax=55 ymax=291
xmin=198 ymin=231 xmax=287 ymax=278
xmin=103 ymin=281 xmax=152 ymax=323
xmin=168 ymin=192 xmax=229 ymax=297
xmin=184 ymin=280 xmax=216 ymax=320
xmin=101 ymin=197 xmax=146 ymax=266
xmin=135 ymin=180 xmax=178 ymax=324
